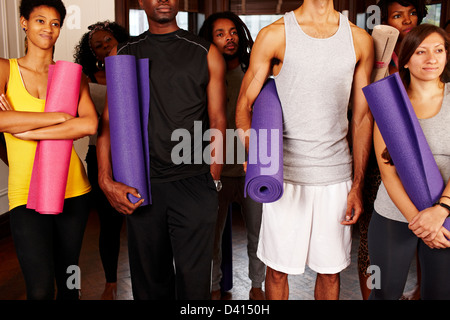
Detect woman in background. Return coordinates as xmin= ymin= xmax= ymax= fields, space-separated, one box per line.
xmin=74 ymin=21 xmax=130 ymax=300
xmin=358 ymin=0 xmax=427 ymax=300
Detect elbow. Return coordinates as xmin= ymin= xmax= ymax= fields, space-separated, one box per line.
xmin=86 ymin=119 xmax=98 ymax=137
xmin=81 ymin=117 xmax=98 ymax=137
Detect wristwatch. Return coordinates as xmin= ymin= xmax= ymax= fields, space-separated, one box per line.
xmin=214 ymin=180 xmax=223 ymax=192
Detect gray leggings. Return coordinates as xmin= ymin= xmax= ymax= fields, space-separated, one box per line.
xmin=368 ymin=211 xmax=450 ymax=300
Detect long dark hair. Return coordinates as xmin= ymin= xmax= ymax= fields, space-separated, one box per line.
xmin=398 ymin=23 xmax=450 ymax=87
xmin=381 ymin=24 xmax=449 ymax=165
xmin=198 ymin=11 xmax=253 ymax=72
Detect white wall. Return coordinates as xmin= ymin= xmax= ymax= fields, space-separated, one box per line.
xmin=0 ymin=0 xmax=115 ymax=215
xmin=54 ymin=0 xmax=115 ymax=62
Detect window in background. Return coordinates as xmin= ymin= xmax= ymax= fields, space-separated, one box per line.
xmin=239 ymin=15 xmax=283 ymax=41
xmin=422 ymin=4 xmax=442 ymax=26
xmin=129 ymin=9 xmax=189 ymax=36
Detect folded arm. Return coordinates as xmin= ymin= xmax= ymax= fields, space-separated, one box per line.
xmin=6 ymin=77 xmax=98 ymax=141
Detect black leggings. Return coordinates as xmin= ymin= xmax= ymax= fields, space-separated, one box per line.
xmin=368 ymin=211 xmax=450 ymax=300
xmin=86 ymin=146 xmax=124 ymax=283
xmin=10 ymin=194 xmax=90 ymax=300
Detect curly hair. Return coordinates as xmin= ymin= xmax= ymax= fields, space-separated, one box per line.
xmin=73 ymin=21 xmax=130 ymax=80
xmin=20 ymin=0 xmax=67 ymax=26
xmin=377 ymin=0 xmax=428 ymax=25
xmin=198 ymin=11 xmax=253 ymax=72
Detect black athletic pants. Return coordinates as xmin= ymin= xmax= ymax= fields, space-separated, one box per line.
xmin=368 ymin=210 xmax=450 ymax=300
xmin=86 ymin=145 xmax=124 ymax=283
xmin=9 ymin=194 xmax=90 ymax=300
xmin=126 ymin=173 xmax=218 ymax=300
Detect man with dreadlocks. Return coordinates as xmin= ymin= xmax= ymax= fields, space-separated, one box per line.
xmin=199 ymin=12 xmax=266 ymax=300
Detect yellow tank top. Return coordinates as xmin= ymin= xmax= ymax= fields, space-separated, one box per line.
xmin=4 ymin=59 xmax=91 ymax=211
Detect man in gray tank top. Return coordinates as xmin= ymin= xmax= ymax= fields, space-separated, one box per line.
xmin=236 ymin=0 xmax=374 ymax=300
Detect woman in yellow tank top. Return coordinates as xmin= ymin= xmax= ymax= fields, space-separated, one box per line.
xmin=0 ymin=0 xmax=97 ymax=300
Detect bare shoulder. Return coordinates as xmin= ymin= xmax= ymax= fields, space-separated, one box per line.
xmin=349 ymin=21 xmax=374 ymax=60
xmin=0 ymin=58 xmax=10 ymax=93
xmin=256 ymin=17 xmax=285 ymax=44
xmin=207 ymin=43 xmax=226 ymax=69
xmin=349 ymin=21 xmax=373 ymax=44
xmin=252 ymin=17 xmax=286 ymax=61
xmin=0 ymin=58 xmax=10 ymax=74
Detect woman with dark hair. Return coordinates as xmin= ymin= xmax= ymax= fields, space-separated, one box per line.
xmin=445 ymin=20 xmax=450 ymax=34
xmin=74 ymin=21 xmax=130 ymax=84
xmin=357 ymin=0 xmax=427 ymax=300
xmin=378 ymin=0 xmax=428 ymax=73
xmin=369 ymin=24 xmax=450 ymax=300
xmin=0 ymin=0 xmax=97 ymax=300
xmin=73 ymin=21 xmax=130 ymax=300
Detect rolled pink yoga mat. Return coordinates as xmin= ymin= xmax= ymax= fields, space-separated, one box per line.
xmin=27 ymin=61 xmax=82 ymax=215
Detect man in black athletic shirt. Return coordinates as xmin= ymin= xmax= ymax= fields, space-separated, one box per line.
xmin=97 ymin=0 xmax=227 ymax=300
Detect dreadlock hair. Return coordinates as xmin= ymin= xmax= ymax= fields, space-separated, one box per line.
xmin=73 ymin=21 xmax=130 ymax=80
xmin=198 ymin=11 xmax=253 ymax=72
xmin=377 ymin=0 xmax=428 ymax=25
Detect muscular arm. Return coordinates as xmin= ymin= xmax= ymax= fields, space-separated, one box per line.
xmin=206 ymin=44 xmax=227 ymax=180
xmin=342 ymin=26 xmax=375 ymax=225
xmin=235 ymin=21 xmax=285 ymax=152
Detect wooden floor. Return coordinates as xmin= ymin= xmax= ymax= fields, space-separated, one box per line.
xmin=0 ymin=206 xmax=417 ymax=301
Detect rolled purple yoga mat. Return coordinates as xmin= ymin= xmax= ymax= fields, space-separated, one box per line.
xmin=244 ymin=79 xmax=283 ymax=203
xmin=362 ymin=73 xmax=450 ymax=230
xmin=105 ymin=55 xmax=151 ymax=205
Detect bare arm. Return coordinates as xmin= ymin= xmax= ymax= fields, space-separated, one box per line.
xmin=342 ymin=26 xmax=375 ymax=225
xmin=11 ymin=76 xmax=98 ymax=141
xmin=97 ymin=94 xmax=144 ymax=215
xmin=235 ymin=22 xmax=284 ymax=152
xmin=206 ymin=44 xmax=227 ymax=180
xmin=375 ymin=122 xmax=450 ymax=248
xmin=0 ymin=58 xmax=73 ymax=134
xmin=374 ymin=122 xmax=419 ymax=221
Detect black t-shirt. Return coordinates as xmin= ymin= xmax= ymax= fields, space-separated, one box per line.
xmin=117 ymin=29 xmax=211 ymax=183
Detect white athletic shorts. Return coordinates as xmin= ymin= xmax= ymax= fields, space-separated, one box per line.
xmin=257 ymin=180 xmax=353 ymax=275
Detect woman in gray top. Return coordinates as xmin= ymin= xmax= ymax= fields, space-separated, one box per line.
xmin=369 ymin=24 xmax=450 ymax=300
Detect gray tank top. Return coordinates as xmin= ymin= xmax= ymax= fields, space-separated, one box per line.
xmin=374 ymin=83 xmax=450 ymax=223
xmin=275 ymin=11 xmax=356 ymax=185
